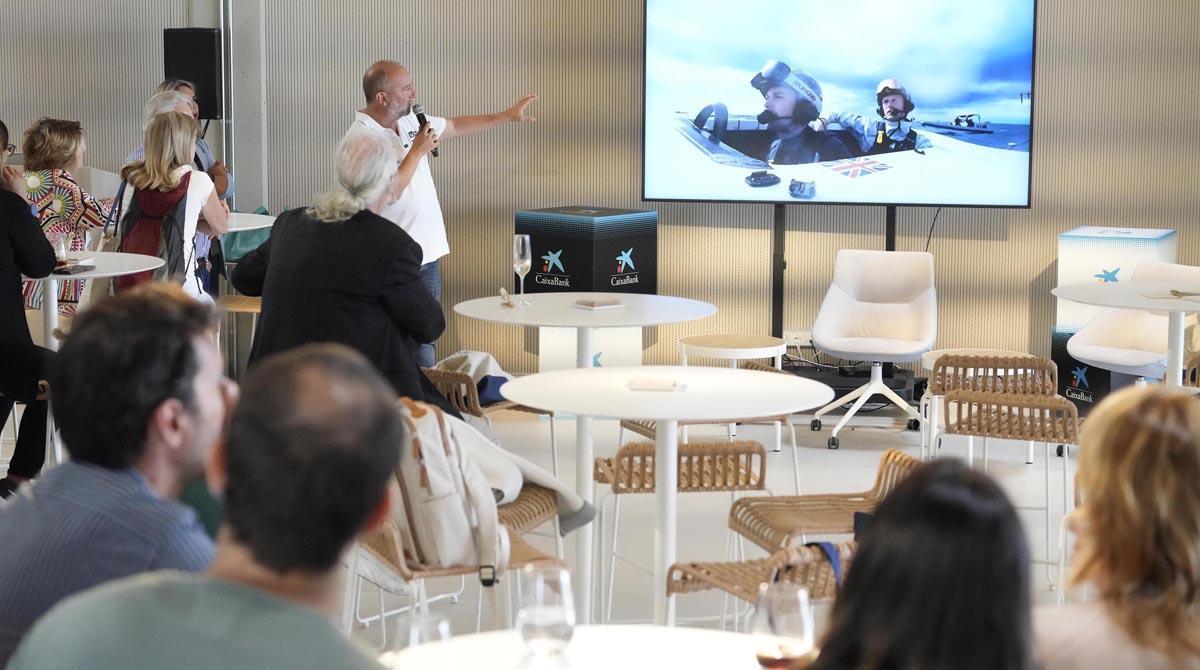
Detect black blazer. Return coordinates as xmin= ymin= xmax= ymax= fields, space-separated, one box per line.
xmin=0 ymin=189 xmax=55 ymax=399
xmin=231 ymin=207 xmax=446 ymax=403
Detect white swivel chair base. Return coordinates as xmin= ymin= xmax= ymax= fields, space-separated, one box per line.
xmin=810 ymin=362 xmax=921 ymax=449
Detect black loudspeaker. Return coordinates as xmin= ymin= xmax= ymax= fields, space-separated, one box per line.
xmin=163 ymin=28 xmax=223 ymax=120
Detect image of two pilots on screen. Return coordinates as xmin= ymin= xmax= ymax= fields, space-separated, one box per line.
xmin=751 ymin=60 xmax=931 ymax=165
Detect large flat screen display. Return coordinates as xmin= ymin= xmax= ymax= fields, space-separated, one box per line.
xmin=643 ymin=0 xmax=1037 ymax=207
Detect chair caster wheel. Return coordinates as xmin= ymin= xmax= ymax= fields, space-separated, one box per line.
xmin=827 ymin=436 xmax=839 ymax=449
xmin=906 ymin=418 xmax=921 ymax=431
xmin=810 ymin=419 xmax=822 ymax=432
xmin=1056 ymin=444 xmax=1065 ymax=458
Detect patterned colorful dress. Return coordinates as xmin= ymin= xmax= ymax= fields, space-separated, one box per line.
xmin=20 ymin=169 xmax=112 ymax=316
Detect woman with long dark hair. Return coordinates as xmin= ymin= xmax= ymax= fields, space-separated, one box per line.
xmin=811 ymin=459 xmax=1033 ymax=670
xmin=0 ymin=119 xmax=57 ymax=497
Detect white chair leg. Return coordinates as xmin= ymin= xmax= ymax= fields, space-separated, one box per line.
xmin=341 ymin=547 xmax=361 ymax=634
xmin=548 ymin=414 xmax=559 ymax=479
xmin=982 ymin=437 xmax=990 ymax=474
xmin=829 ymin=388 xmax=876 ymax=438
xmin=967 ymin=436 xmax=975 ymax=468
xmin=813 ymin=382 xmax=870 ymax=420
xmin=788 ymin=420 xmax=802 ymax=495
xmin=771 ymin=421 xmax=782 ymax=453
xmin=1026 ymin=440 xmax=1035 ymax=465
xmin=605 ymin=496 xmax=622 ymax=623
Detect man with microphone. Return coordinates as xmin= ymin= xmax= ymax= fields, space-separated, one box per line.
xmin=345 ymin=60 xmax=537 ymax=368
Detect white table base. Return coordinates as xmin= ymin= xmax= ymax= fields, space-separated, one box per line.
xmin=1168 ymin=311 xmax=1185 ymax=386
xmin=575 ymin=327 xmax=595 ymax=624
xmin=654 ymin=419 xmax=679 ymax=625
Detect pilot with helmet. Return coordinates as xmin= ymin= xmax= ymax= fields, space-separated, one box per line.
xmin=752 ymin=60 xmax=856 ymax=165
xmin=810 ymin=78 xmax=932 ymax=155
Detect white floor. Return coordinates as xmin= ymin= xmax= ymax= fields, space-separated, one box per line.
xmin=341 ymin=405 xmax=1076 ymax=653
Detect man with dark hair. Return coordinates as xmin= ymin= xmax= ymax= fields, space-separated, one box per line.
xmin=0 ymin=284 xmax=233 ymax=665
xmin=10 ymin=344 xmax=401 ymax=670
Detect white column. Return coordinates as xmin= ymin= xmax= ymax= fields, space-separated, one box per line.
xmin=654 ymin=418 xmax=679 ymax=626
xmin=1167 ymin=311 xmax=1185 ymax=386
xmin=573 ymin=327 xmax=595 ymax=624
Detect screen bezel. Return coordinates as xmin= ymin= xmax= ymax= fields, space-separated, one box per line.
xmin=639 ymin=0 xmax=1039 ymax=209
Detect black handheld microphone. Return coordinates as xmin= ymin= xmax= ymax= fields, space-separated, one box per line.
xmin=412 ymin=103 xmax=439 ymax=158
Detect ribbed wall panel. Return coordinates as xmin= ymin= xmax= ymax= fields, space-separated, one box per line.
xmin=250 ymin=0 xmax=1198 ymax=373
xmin=0 ymin=1 xmax=188 ymax=173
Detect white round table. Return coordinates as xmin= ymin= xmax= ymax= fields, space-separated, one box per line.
xmin=379 ymin=625 xmax=762 ymax=669
xmin=25 ymin=252 xmax=164 ymax=352
xmin=502 ymin=365 xmax=833 ymax=625
xmin=456 ymin=291 xmax=716 ymax=624
xmin=1052 ymin=281 xmax=1200 ymax=386
xmin=224 ymin=212 xmax=275 ymax=232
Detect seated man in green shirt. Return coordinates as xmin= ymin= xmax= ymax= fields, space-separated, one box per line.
xmin=8 ymin=344 xmax=403 ymax=670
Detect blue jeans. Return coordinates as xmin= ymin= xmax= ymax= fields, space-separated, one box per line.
xmin=417 ymin=259 xmax=442 ymax=368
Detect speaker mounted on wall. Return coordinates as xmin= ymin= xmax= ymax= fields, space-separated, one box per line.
xmin=163 ymin=28 xmax=223 ymax=120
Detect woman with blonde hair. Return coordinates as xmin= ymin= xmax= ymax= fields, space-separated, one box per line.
xmin=1036 ymin=385 xmax=1200 ymax=669
xmin=117 ymin=111 xmax=228 ymax=299
xmin=19 ymin=117 xmax=112 ymax=316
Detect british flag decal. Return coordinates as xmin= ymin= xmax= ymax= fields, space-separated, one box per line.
xmin=821 ymin=157 xmax=892 ymax=178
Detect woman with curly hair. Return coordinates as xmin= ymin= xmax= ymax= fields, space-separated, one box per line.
xmin=1036 ymin=386 xmax=1200 ymax=669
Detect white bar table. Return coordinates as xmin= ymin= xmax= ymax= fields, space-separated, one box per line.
xmin=27 ymin=252 xmax=165 ymax=352
xmin=380 ymin=625 xmax=764 ymax=669
xmin=455 ymin=292 xmax=715 ymax=624
xmin=1053 ymin=281 xmax=1200 ymax=386
xmin=501 ymin=365 xmax=834 ymax=625
xmin=224 ymin=212 xmax=275 ymax=232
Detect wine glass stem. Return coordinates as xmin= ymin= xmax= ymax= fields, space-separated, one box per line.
xmin=520 ymin=276 xmax=526 ymax=302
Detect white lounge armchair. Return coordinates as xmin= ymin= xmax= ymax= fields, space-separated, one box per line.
xmin=1068 ymin=260 xmax=1200 ymax=385
xmin=810 ymin=249 xmax=937 ymax=449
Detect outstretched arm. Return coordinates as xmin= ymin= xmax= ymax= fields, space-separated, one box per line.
xmin=441 ymin=94 xmax=538 ymax=140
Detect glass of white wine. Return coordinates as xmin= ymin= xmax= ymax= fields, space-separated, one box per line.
xmin=513 ymin=234 xmax=532 ymax=306
xmin=515 ymin=564 xmax=575 ymax=659
xmin=750 ymin=582 xmax=816 ymax=669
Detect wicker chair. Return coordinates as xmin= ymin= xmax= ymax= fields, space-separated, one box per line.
xmin=593 ymin=439 xmax=767 ymax=622
xmin=941 ymin=388 xmax=1078 ymax=582
xmin=617 ymin=361 xmax=803 ymax=494
xmin=924 ymin=354 xmax=1056 ymax=463
xmin=422 ymin=367 xmax=560 ymax=478
xmin=668 ymin=541 xmax=856 ymax=605
xmin=729 ymin=448 xmax=920 ymax=553
xmin=343 ymin=482 xmax=561 ymax=647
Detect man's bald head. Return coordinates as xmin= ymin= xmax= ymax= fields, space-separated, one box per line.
xmin=363 ymin=60 xmax=408 ymax=103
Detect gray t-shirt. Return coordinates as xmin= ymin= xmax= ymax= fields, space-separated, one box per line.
xmin=8 ymin=572 xmax=384 ymax=670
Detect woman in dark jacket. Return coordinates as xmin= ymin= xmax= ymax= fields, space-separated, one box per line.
xmin=0 ymin=119 xmax=57 ymax=497
xmin=231 ymin=125 xmax=456 ymax=413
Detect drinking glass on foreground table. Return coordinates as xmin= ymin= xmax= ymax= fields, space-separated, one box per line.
xmin=513 ymin=234 xmax=532 ymax=306
xmin=516 ymin=564 xmax=575 ymax=658
xmin=750 ymin=582 xmax=816 ymax=669
xmin=384 ymin=611 xmax=450 ymax=653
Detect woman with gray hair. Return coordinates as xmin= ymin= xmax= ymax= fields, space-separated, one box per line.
xmin=229 ymin=128 xmax=454 ymax=412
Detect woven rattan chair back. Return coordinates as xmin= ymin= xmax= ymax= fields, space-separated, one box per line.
xmin=594 ymin=440 xmax=767 ymax=495
xmin=866 ymin=448 xmax=923 ymax=501
xmin=930 ymin=354 xmax=1057 ymax=396
xmin=421 ymin=367 xmax=485 ymax=418
xmin=942 ymin=390 xmax=1079 ymax=444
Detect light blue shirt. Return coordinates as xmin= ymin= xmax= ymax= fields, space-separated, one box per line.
xmin=8 ymin=573 xmax=385 ymax=670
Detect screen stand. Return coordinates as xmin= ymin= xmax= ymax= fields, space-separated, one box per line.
xmin=885 ymin=205 xmax=897 ymax=251
xmin=770 ymin=204 xmax=786 ymax=337
xmin=768 ymin=204 xmax=896 ymax=338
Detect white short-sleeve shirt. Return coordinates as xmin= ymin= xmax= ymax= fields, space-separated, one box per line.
xmin=344 ymin=111 xmax=448 ymax=265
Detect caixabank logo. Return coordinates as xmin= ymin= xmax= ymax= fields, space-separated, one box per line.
xmin=610 ymin=247 xmax=640 ymax=287
xmin=1065 ymin=365 xmax=1094 ymax=403
xmin=535 ymin=249 xmax=571 ymax=287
